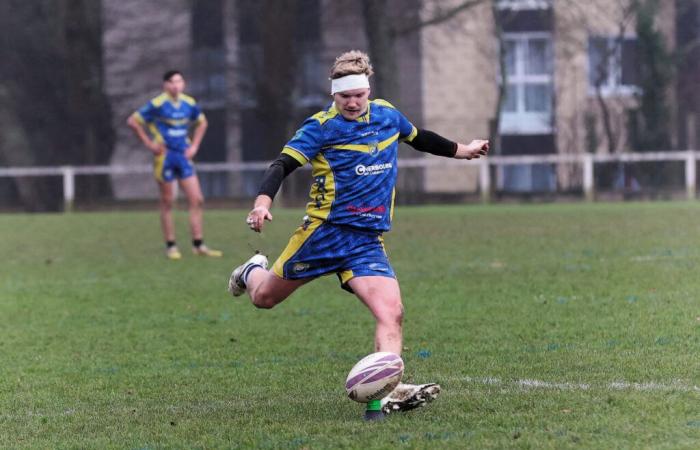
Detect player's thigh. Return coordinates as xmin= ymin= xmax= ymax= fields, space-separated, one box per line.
xmin=158 ymin=180 xmax=175 ymax=204
xmin=178 ymin=174 xmax=204 ymax=204
xmin=347 ymin=276 xmax=403 ymax=320
xmin=256 ymin=271 xmax=312 ymax=303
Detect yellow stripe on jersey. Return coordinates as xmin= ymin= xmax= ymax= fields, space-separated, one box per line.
xmin=148 ymin=123 xmax=165 ymax=143
xmin=151 ymin=93 xmax=169 ymax=108
xmin=402 ymin=126 xmax=418 ymax=143
xmin=311 ymin=105 xmax=340 ymax=125
xmin=272 ymin=218 xmax=324 ymax=278
xmin=179 ymin=94 xmax=196 ymax=106
xmin=325 ymin=132 xmax=400 ymax=154
xmin=390 ymin=188 xmax=396 ymax=222
xmin=306 ymin=153 xmax=335 ymax=221
xmin=163 ymin=118 xmax=190 ymax=126
xmin=372 ymin=99 xmax=396 ymax=109
xmin=132 ymin=112 xmax=146 ymax=124
xmin=282 ymin=146 xmax=309 ymax=165
xmin=153 ymin=153 xmax=166 ymax=182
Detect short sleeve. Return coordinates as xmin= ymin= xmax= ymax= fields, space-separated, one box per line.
xmin=397 ymin=109 xmax=418 ymax=142
xmin=135 ymin=101 xmax=157 ymax=124
xmin=281 ymin=117 xmax=324 ymax=164
xmin=189 ymin=103 xmax=204 ymax=122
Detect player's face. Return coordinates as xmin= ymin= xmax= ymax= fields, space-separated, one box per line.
xmin=334 ymin=88 xmax=370 ymax=120
xmin=164 ymin=74 xmax=186 ymax=98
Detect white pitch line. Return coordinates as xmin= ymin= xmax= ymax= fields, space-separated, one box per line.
xmin=459 ymin=376 xmax=700 ymax=393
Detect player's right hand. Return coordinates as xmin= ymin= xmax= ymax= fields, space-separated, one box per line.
xmin=246 ymin=206 xmax=273 ymax=232
xmin=148 ymin=141 xmax=166 ymax=155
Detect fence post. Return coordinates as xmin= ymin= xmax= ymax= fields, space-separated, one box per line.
xmin=62 ymin=166 xmax=75 ymax=212
xmin=685 ymin=151 xmax=696 ymax=200
xmin=479 ymin=158 xmax=491 ymax=203
xmin=583 ymin=154 xmax=594 ymax=202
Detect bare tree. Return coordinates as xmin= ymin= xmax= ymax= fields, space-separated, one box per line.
xmin=0 ymin=0 xmax=113 ymax=211
xmin=360 ymin=0 xmax=489 ymax=101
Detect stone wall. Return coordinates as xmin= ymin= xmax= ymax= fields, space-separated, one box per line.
xmin=103 ymin=0 xmax=191 ymax=199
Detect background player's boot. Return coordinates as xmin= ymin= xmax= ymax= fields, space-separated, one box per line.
xmin=166 ymin=246 xmax=182 ymax=260
xmin=192 ymin=244 xmax=223 ymax=257
xmin=228 ymin=254 xmax=268 ymax=296
xmin=380 ymin=383 xmax=441 ymax=414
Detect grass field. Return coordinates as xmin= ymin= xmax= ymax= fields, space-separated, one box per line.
xmin=2 ymin=202 xmax=700 ymax=449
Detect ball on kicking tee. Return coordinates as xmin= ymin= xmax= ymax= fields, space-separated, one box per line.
xmin=345 ymin=352 xmax=404 ymax=403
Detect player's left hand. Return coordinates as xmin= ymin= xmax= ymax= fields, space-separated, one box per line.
xmin=455 ymin=140 xmax=489 ymax=160
xmin=185 ymin=145 xmax=199 ymax=160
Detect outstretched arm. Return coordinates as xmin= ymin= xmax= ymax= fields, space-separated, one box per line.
xmin=406 ymin=129 xmax=489 ymax=160
xmin=246 ymin=154 xmax=302 ymax=232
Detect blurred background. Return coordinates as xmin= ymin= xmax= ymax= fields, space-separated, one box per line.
xmin=0 ymin=0 xmax=698 ymax=211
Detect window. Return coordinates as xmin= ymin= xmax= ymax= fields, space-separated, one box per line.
xmin=500 ymin=32 xmax=554 ymax=134
xmin=496 ymin=0 xmax=551 ymax=10
xmin=588 ymin=36 xmax=639 ymax=96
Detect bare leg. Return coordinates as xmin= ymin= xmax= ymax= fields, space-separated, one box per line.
xmin=179 ymin=176 xmax=204 ymax=240
xmin=347 ymin=276 xmax=403 ymax=355
xmin=245 ymin=268 xmax=310 ymax=309
xmin=158 ymin=181 xmax=176 ymax=242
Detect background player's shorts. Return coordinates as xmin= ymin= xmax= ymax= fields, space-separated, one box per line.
xmin=153 ymin=151 xmax=195 ymax=182
xmin=271 ymin=217 xmax=395 ymax=292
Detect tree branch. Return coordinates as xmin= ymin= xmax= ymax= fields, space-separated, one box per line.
xmin=393 ymin=0 xmax=489 ymax=36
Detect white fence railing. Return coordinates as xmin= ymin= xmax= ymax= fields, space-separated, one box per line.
xmin=0 ymin=150 xmax=697 ymax=211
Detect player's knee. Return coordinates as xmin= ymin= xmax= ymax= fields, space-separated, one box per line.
xmin=251 ymin=285 xmax=281 ymax=309
xmin=252 ymin=293 xmax=278 ymax=309
xmin=160 ymin=195 xmax=174 ymax=210
xmin=379 ymin=299 xmax=403 ymax=326
xmin=190 ymin=195 xmax=204 ymax=209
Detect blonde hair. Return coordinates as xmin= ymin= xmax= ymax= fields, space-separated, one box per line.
xmin=330 ymin=50 xmax=374 ymax=80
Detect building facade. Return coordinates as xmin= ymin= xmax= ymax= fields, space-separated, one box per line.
xmin=103 ymin=0 xmax=689 ymax=199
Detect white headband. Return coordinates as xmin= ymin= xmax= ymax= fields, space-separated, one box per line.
xmin=331 ymin=74 xmax=370 ymax=94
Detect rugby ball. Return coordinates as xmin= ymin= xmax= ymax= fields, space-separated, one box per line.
xmin=345 ymin=352 xmax=404 ymax=403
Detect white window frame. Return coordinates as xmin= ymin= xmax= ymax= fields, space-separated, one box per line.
xmin=587 ymin=35 xmax=640 ymax=97
xmin=496 ymin=0 xmax=551 ymax=10
xmin=499 ymin=31 xmax=554 ymax=135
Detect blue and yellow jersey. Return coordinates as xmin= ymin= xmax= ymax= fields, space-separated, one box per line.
xmin=132 ymin=93 xmax=205 ymax=153
xmin=282 ymin=99 xmax=418 ymax=232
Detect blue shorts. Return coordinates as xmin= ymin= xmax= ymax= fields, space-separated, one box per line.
xmin=271 ymin=217 xmax=396 ymax=292
xmin=153 ymin=151 xmax=195 ymax=182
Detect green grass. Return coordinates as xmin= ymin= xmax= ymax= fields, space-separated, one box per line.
xmin=1 ymin=202 xmax=700 ymax=449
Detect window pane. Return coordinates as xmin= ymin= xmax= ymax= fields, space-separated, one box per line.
xmin=621 ymin=38 xmax=638 ymax=86
xmin=504 ymin=40 xmax=516 ymax=76
xmin=503 ymin=84 xmax=518 ymax=112
xmin=588 ymin=37 xmax=608 ymax=88
xmin=525 ymin=38 xmax=549 ymax=75
xmin=524 ymin=83 xmax=551 ymax=112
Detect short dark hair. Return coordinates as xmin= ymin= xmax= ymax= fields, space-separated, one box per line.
xmin=163 ymin=70 xmax=183 ymax=82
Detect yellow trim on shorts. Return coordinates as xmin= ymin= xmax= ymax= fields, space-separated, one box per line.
xmin=153 ymin=153 xmax=166 ymax=182
xmin=339 ymin=269 xmax=355 ymax=285
xmin=325 ymin=132 xmax=399 ymax=153
xmin=272 ymin=219 xmax=323 ymax=278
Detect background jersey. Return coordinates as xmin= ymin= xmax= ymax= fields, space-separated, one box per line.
xmin=281 ymin=99 xmax=418 ymax=232
xmin=133 ymin=93 xmax=204 ymax=153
